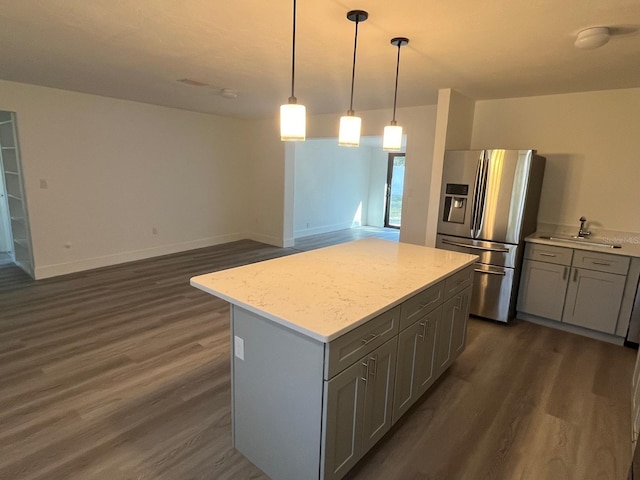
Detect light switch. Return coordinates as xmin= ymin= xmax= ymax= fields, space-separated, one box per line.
xmin=234 ymin=335 xmax=245 ymax=360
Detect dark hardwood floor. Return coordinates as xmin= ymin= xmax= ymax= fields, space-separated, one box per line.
xmin=0 ymin=227 xmax=634 ymax=479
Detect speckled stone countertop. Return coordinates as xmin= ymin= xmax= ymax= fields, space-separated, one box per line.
xmin=526 ymin=232 xmax=640 ymax=258
xmin=190 ymin=238 xmax=478 ymax=343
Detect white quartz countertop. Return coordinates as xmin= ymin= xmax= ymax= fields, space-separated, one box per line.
xmin=526 ymin=232 xmax=640 ymax=258
xmin=190 ymin=238 xmax=478 ymax=343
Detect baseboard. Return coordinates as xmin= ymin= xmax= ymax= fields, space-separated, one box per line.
xmin=294 ymin=222 xmax=353 ymax=239
xmin=518 ymin=312 xmax=626 ymax=346
xmin=33 ymin=233 xmax=247 ymax=279
xmin=248 ymin=232 xmax=288 ymax=248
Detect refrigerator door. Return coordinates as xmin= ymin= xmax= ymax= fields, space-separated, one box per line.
xmin=437 ymin=150 xmax=483 ymax=239
xmin=471 ymin=263 xmax=516 ymax=323
xmin=473 ymin=149 xmax=534 ymax=244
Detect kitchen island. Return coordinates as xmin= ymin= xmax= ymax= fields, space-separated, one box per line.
xmin=190 ymin=238 xmax=477 ymax=480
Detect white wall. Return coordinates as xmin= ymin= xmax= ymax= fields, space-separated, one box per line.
xmin=245 ymin=116 xmax=289 ymax=246
xmin=293 ymin=138 xmax=377 ymax=238
xmin=471 ymin=88 xmax=640 ymax=234
xmin=0 ymin=79 xmax=250 ymax=278
xmin=305 ymin=105 xmax=438 ymax=245
xmin=425 ymin=89 xmax=476 ymax=246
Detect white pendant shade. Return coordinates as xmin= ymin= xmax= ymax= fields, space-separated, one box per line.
xmin=383 ymin=124 xmax=403 ymax=151
xmin=338 ymin=115 xmax=361 ymax=147
xmin=280 ymin=103 xmax=306 ymax=141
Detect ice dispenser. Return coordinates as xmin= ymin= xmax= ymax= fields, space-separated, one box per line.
xmin=442 ymin=183 xmax=468 ymax=224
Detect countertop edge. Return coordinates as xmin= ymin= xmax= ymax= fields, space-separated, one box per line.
xmin=190 ymin=257 xmax=477 ymax=343
xmin=525 ymin=232 xmax=640 ymax=258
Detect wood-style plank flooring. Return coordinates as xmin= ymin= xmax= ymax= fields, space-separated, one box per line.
xmin=0 ymin=227 xmax=634 ymax=479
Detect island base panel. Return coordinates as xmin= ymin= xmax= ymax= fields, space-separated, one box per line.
xmin=232 ymin=306 xmax=325 ymax=480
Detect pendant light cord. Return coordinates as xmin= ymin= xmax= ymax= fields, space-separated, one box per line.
xmin=348 ymin=18 xmax=360 ymax=115
xmin=289 ymin=0 xmax=297 ymax=103
xmin=391 ymin=43 xmax=401 ymax=124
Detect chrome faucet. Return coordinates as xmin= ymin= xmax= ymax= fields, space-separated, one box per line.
xmin=577 ymin=216 xmax=591 ymax=238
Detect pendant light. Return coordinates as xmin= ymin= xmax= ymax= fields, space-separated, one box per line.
xmin=338 ymin=10 xmax=368 ymax=147
xmin=383 ymin=37 xmax=409 ymax=151
xmin=280 ymin=0 xmax=306 ymax=141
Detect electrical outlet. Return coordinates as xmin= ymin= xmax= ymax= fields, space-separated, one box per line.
xmin=152 ymin=227 xmax=158 ymax=235
xmin=306 ymin=222 xmax=310 ymax=228
xmin=39 ymin=179 xmax=48 ymax=189
xmin=64 ymin=242 xmax=72 ymax=249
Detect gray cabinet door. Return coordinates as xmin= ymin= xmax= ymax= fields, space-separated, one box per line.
xmin=451 ymin=287 xmax=471 ymax=359
xmin=361 ymin=338 xmax=398 ymax=454
xmin=414 ymin=306 xmax=441 ymax=397
xmin=517 ymin=260 xmax=569 ymax=321
xmin=392 ymin=320 xmax=423 ymax=424
xmin=392 ymin=306 xmax=441 ymax=425
xmin=322 ymin=359 xmax=367 ymax=480
xmin=437 ymin=287 xmax=472 ymax=376
xmin=562 ymin=268 xmax=626 ymax=333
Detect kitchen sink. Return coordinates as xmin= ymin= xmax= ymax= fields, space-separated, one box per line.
xmin=538 ymin=235 xmax=622 ymax=249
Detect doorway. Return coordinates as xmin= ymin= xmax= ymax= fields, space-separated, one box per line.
xmin=384 ymin=153 xmax=405 ymax=228
xmin=0 ymin=111 xmax=34 ymax=276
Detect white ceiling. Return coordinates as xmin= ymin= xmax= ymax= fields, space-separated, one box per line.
xmin=0 ymin=0 xmax=639 ymax=119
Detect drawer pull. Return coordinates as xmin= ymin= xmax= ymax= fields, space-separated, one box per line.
xmin=538 ymin=253 xmax=557 ymax=257
xmin=592 ymin=261 xmax=611 ymax=266
xmin=361 ymin=333 xmax=379 ymax=345
xmin=573 ymin=269 xmax=578 ymax=282
xmin=563 ymin=266 xmax=568 ymax=280
xmin=474 ymin=268 xmax=506 ymax=276
xmin=418 ymin=301 xmax=432 ymax=308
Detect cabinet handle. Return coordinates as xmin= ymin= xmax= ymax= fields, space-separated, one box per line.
xmin=573 ymin=269 xmax=578 ymax=282
xmin=361 ymin=361 xmax=369 ymax=383
xmin=418 ymin=320 xmax=427 ymax=339
xmin=369 ymin=355 xmax=377 ymax=379
xmin=422 ymin=320 xmax=429 ymax=340
xmin=592 ymin=261 xmax=611 ymax=266
xmin=361 ymin=333 xmax=379 ymax=345
xmin=563 ymin=266 xmax=568 ymax=280
xmin=538 ymin=253 xmax=557 ymax=257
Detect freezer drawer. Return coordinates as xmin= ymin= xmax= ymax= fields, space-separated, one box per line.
xmin=471 ymin=264 xmax=516 ymax=323
xmin=436 ymin=234 xmax=519 ymax=269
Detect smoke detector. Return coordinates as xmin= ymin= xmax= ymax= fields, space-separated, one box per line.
xmin=575 ymin=27 xmax=610 ymax=49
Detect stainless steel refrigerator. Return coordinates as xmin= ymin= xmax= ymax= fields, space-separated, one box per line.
xmin=436 ymin=149 xmax=546 ymax=323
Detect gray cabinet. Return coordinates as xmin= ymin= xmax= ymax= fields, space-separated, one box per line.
xmin=437 ymin=286 xmax=472 ymax=376
xmin=518 ymin=242 xmax=631 ymax=335
xmin=322 ymin=337 xmax=397 ymax=480
xmin=563 ymin=267 xmax=626 ymax=333
xmin=392 ymin=306 xmax=440 ymax=423
xmin=322 ymin=355 xmax=367 ymax=480
xmin=229 ymin=265 xmax=475 ymax=480
xmin=518 ymin=260 xmax=569 ymax=320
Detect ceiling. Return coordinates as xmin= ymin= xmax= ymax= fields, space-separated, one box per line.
xmin=0 ymin=0 xmax=639 ymax=119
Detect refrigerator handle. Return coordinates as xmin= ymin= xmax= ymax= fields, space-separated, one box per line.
xmin=471 ymin=153 xmax=484 ymax=237
xmin=476 ymin=152 xmax=489 ymax=234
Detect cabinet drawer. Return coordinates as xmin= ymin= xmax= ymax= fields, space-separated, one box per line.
xmin=399 ymin=281 xmax=444 ymax=330
xmin=324 ymin=305 xmax=400 ymax=380
xmin=572 ymin=250 xmax=630 ymax=275
xmin=444 ymin=265 xmax=474 ymax=299
xmin=525 ymin=243 xmax=573 ymax=265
